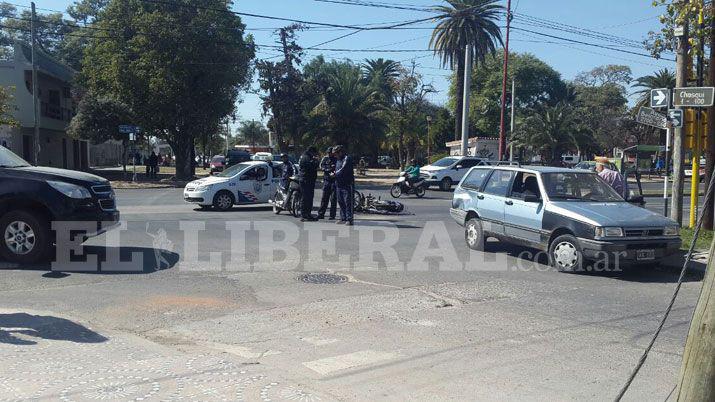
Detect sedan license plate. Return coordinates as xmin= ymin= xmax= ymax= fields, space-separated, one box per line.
xmin=636 ymin=249 xmax=655 ymax=261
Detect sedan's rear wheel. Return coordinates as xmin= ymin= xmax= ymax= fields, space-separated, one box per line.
xmin=549 ymin=234 xmax=583 ymax=272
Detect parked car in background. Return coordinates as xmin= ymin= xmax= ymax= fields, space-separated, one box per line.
xmin=0 ymin=146 xmax=120 ymax=264
xmin=421 ymin=156 xmax=490 ymax=191
xmin=252 ymin=152 xmax=273 ymax=161
xmin=225 ymin=149 xmax=252 ymax=167
xmin=209 ymin=155 xmax=226 ymax=174
xmin=450 ymin=165 xmax=681 ymax=271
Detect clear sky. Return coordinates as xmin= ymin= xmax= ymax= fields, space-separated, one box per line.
xmin=29 ymin=0 xmax=673 ymax=126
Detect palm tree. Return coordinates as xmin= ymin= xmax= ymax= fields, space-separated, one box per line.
xmin=430 ymin=0 xmax=503 ymax=140
xmin=631 ymin=68 xmax=676 ymax=108
xmin=237 ymin=120 xmax=269 ymax=147
xmin=362 ymin=58 xmax=401 ymax=101
xmin=513 ymin=102 xmax=590 ymax=164
xmin=312 ymin=65 xmax=386 ymax=154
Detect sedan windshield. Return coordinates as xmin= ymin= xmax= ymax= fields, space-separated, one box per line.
xmin=0 ymin=146 xmax=31 ymax=168
xmin=541 ymin=172 xmax=623 ymax=202
xmin=216 ymin=162 xmax=251 ymax=178
xmin=431 ymin=157 xmax=458 ymax=167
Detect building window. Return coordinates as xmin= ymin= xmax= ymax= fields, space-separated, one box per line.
xmin=63 ymin=87 xmax=71 ymax=99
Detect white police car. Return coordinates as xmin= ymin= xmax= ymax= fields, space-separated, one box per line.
xmin=420 ymin=156 xmax=490 ymax=191
xmin=184 ymin=161 xmax=284 ymax=211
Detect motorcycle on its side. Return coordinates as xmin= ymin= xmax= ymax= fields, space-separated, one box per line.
xmin=390 ymin=173 xmax=426 ymax=198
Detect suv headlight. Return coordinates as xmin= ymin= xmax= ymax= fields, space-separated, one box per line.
xmin=48 ymin=181 xmax=92 ymax=199
xmin=595 ymin=227 xmax=624 ymax=238
xmin=664 ymin=226 xmax=680 ymax=236
xmin=196 ymin=184 xmax=213 ymax=192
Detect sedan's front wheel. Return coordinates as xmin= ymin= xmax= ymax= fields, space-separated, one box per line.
xmin=0 ymin=210 xmax=51 ymax=264
xmin=464 ymin=218 xmax=485 ymax=251
xmin=213 ymin=191 xmax=235 ymax=211
xmin=549 ymin=234 xmax=583 ymax=272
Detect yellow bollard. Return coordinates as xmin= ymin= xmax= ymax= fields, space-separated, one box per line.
xmin=689 ymin=110 xmax=702 ymax=228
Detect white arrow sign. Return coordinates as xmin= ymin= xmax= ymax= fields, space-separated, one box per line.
xmin=650 ymin=88 xmax=670 ymax=108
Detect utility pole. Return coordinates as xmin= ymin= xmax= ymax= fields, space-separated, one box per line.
xmin=690 ymin=7 xmax=705 ymax=228
xmin=30 ymin=2 xmax=40 ymax=166
xmin=426 ymin=115 xmax=432 ymax=162
xmin=703 ymin=0 xmax=715 ymax=230
xmin=509 ymin=79 xmax=516 ymax=162
xmin=498 ymin=0 xmax=513 ymax=161
xmin=671 ymin=5 xmax=690 ymax=225
xmin=675 ymin=236 xmax=715 ymax=401
xmin=461 ymin=45 xmax=472 ymax=157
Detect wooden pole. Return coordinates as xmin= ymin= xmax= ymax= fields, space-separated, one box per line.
xmin=676 ymin=238 xmax=715 ymax=401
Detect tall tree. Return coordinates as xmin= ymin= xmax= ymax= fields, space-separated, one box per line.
xmin=237 ymin=120 xmax=269 ymax=147
xmin=362 ymin=58 xmax=400 ymax=101
xmin=256 ymin=24 xmax=306 ymax=151
xmin=81 ymin=0 xmax=254 ymax=180
xmin=430 ymin=0 xmax=503 ymax=141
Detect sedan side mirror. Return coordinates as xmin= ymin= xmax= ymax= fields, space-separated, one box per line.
xmin=455 ymin=165 xmax=463 ymax=170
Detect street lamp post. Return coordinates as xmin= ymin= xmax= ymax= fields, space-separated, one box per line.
xmin=426 ymin=115 xmax=432 ymax=163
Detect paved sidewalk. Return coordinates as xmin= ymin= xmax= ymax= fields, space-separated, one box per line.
xmin=0 ymin=309 xmax=330 ymax=401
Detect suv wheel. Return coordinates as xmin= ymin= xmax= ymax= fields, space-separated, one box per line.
xmin=213 ymin=191 xmax=234 ymax=211
xmin=440 ymin=177 xmax=452 ymax=191
xmin=464 ymin=218 xmax=485 ymax=251
xmin=0 ymin=210 xmax=51 ymax=264
xmin=549 ymin=234 xmax=583 ymax=272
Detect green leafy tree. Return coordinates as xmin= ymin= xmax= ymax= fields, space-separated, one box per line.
xmin=81 ymin=0 xmax=254 ymax=180
xmin=256 ymin=24 xmax=306 ymax=151
xmin=457 ymin=50 xmax=566 ymax=137
xmin=237 ymin=120 xmax=269 ymax=147
xmin=311 ymin=63 xmax=385 ymax=155
xmin=0 ymin=85 xmax=17 ymax=126
xmin=362 ymin=58 xmax=400 ymax=102
xmin=430 ymin=0 xmax=503 ymax=140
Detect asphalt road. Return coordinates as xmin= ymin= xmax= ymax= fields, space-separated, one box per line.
xmin=0 ymin=184 xmax=706 ymax=401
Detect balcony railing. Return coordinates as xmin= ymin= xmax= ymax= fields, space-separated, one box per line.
xmin=41 ymin=102 xmax=74 ymax=122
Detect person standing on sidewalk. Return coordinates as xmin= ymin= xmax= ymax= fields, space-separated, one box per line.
xmin=317 ymin=147 xmax=337 ymax=220
xmin=298 ymin=146 xmax=319 ymax=222
xmin=333 ymin=145 xmax=355 ymax=226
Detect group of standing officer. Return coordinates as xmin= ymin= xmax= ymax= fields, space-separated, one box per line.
xmin=297 ymin=145 xmax=355 ymax=225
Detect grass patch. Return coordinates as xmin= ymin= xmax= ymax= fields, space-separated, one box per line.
xmin=680 ymin=227 xmax=714 ymax=251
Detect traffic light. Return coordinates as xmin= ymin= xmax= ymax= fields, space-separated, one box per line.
xmin=685 ymin=109 xmax=708 ymax=150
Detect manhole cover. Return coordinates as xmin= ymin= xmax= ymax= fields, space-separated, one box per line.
xmin=298 ymin=273 xmax=348 ymax=284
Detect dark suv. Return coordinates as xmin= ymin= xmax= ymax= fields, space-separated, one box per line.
xmin=0 ymin=146 xmax=120 ymax=264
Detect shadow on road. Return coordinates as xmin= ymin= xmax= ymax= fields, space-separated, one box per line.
xmin=0 ymin=313 xmax=107 ymax=345
xmin=485 ymin=241 xmax=705 ymax=283
xmin=0 ymin=246 xmax=180 ymax=275
xmin=194 ymin=205 xmax=274 ymax=212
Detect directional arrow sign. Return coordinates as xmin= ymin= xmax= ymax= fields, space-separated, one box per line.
xmin=668 ymin=109 xmax=684 ymax=128
xmin=650 ymin=88 xmax=670 ymax=108
xmin=637 ymin=107 xmax=668 ymax=129
xmin=673 ymin=87 xmax=715 ymax=107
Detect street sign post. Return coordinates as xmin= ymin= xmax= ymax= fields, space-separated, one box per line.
xmin=636 ymin=107 xmax=668 ymax=129
xmin=672 ymin=87 xmax=715 ymax=107
xmin=667 ymin=109 xmax=684 ymax=128
xmin=650 ymin=88 xmax=670 ymax=108
xmin=119 ymin=125 xmax=133 ymax=134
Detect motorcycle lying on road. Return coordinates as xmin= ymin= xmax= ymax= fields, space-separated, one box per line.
xmin=390 ymin=173 xmax=426 ymax=198
xmin=269 ymin=176 xmax=302 ymax=217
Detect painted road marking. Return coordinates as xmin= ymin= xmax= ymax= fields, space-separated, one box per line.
xmin=303 ymin=350 xmax=399 ymax=375
xmin=299 ymin=337 xmax=339 ymax=346
xmin=200 ymin=342 xmax=282 ymax=359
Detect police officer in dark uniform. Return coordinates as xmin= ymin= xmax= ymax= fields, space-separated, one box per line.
xmin=333 ymin=145 xmax=355 ymax=226
xmin=317 ymin=147 xmax=337 ymax=220
xmin=298 ymin=147 xmax=319 ymax=222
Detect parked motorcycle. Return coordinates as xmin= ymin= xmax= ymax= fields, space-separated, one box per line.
xmin=269 ymin=176 xmax=302 ymax=217
xmin=390 ymin=173 xmax=426 ymax=198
